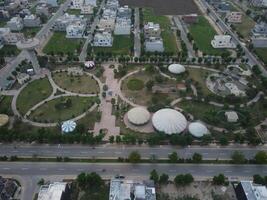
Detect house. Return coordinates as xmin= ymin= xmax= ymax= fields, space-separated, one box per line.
xmin=235 ymin=181 xmax=267 ymax=200
xmin=81 ymin=4 xmax=93 ymax=14
xmin=0 ymin=28 xmax=24 ymax=45
xmin=71 ymin=0 xmax=96 ymax=10
xmin=226 ymin=12 xmax=242 ymax=23
xmin=23 ymin=14 xmax=41 ymax=27
xmin=7 ymin=16 xmax=24 ymax=31
xmin=71 ymin=0 xmax=83 ymax=9
xmin=117 ymin=5 xmax=131 ymax=18
xmin=84 ymin=0 xmax=96 ymax=6
xmin=37 ymin=182 xmax=71 ymax=200
xmin=182 ymin=14 xmax=198 ymax=24
xmin=46 ymin=0 xmax=57 ymax=7
xmin=52 ymin=13 xmax=86 ymax=31
xmin=251 ymin=36 xmax=267 ymax=47
xmin=252 ymin=22 xmax=267 ymax=37
xmin=99 ymin=17 xmax=116 ymax=31
xmin=66 ymin=21 xmax=85 ymax=38
xmin=19 ymin=8 xmax=31 ymax=18
xmin=36 ymin=4 xmax=50 ymax=17
xmin=0 ymin=176 xmax=19 ymax=200
xmin=0 ymin=9 xmax=10 ymax=19
xmin=145 ymin=37 xmax=164 ymax=52
xmin=144 ymin=22 xmax=161 ymax=38
xmin=114 ymin=18 xmax=131 ymax=35
xmin=217 ymin=2 xmax=230 ymax=12
xmin=17 ymin=73 xmax=30 ymax=84
xmin=249 ymin=0 xmax=267 ymax=7
xmin=225 ymin=111 xmax=239 ymax=122
xmin=93 ymin=31 xmax=113 ymax=47
xmin=211 ymin=35 xmax=236 ymax=48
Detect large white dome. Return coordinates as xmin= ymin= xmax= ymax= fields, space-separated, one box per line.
xmin=152 ymin=108 xmax=187 ymax=134
xmin=168 ymin=64 xmax=185 ymax=74
xmin=61 ymin=120 xmax=76 ymax=133
xmin=127 ymin=107 xmax=150 ymax=125
xmin=188 ymin=122 xmax=209 ymax=138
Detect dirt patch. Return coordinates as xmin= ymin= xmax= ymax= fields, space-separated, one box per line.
xmin=119 ymin=0 xmax=200 ymax=15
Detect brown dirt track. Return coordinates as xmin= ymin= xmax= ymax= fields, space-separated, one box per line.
xmin=119 ymin=0 xmax=200 ymax=15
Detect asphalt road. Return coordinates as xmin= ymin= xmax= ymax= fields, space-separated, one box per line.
xmin=1 ymin=144 xmax=266 ymax=159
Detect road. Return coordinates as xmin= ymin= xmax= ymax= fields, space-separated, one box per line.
xmin=199 ymin=0 xmax=267 ymax=76
xmin=134 ymin=8 xmax=141 ymax=58
xmin=1 ymin=144 xmax=267 ymax=159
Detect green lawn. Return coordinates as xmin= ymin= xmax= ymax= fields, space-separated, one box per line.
xmin=143 ymin=8 xmax=178 ymax=54
xmin=127 ymin=78 xmax=144 ymax=90
xmin=17 ymin=78 xmax=53 ymax=115
xmin=0 ymin=96 xmax=13 ymax=115
xmin=29 ymin=96 xmax=97 ymax=122
xmin=0 ymin=45 xmax=20 ymax=56
xmin=94 ymin=35 xmax=133 ymax=55
xmin=52 ymin=71 xmax=100 ymax=94
xmin=189 ymin=16 xmax=226 ymax=55
xmin=43 ymin=32 xmax=84 ymax=55
xmin=255 ymin=48 xmax=267 ymax=65
xmin=67 ymin=9 xmax=81 ymax=15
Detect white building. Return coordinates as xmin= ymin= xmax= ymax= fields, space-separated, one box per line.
xmin=211 ymin=35 xmax=236 ymax=48
xmin=71 ymin=0 xmax=96 ymax=10
xmin=250 ymin=0 xmax=267 ymax=7
xmin=37 ymin=182 xmax=70 ymax=200
xmin=81 ymin=4 xmax=93 ymax=14
xmin=7 ymin=16 xmax=24 ymax=31
xmin=66 ymin=21 xmax=85 ymax=38
xmin=46 ymin=0 xmax=57 ymax=7
xmin=17 ymin=73 xmax=30 ymax=84
xmin=235 ymin=181 xmax=267 ymax=200
xmin=0 ymin=28 xmax=24 ymax=45
xmin=93 ymin=32 xmax=113 ymax=46
xmin=145 ymin=37 xmax=164 ymax=52
xmin=252 ymin=36 xmax=267 ymax=48
xmin=23 ymin=14 xmax=41 ymax=27
xmin=85 ymin=0 xmax=96 ymax=6
xmin=225 ymin=111 xmax=239 ymax=122
xmin=226 ymin=12 xmax=242 ymax=23
xmin=99 ymin=14 xmax=116 ymax=31
xmin=36 ymin=4 xmax=50 ymax=17
xmin=114 ymin=18 xmax=131 ymax=35
xmin=53 ymin=13 xmax=86 ymax=31
xmin=144 ymin=22 xmax=161 ymax=38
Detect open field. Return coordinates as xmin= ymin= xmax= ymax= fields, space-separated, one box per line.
xmin=93 ymin=35 xmax=133 ymax=55
xmin=143 ymin=8 xmax=178 ymax=54
xmin=17 ymin=78 xmax=53 ymax=115
xmin=29 ymin=96 xmax=97 ymax=122
xmin=189 ymin=16 xmax=226 ymax=55
xmin=255 ymin=48 xmax=267 ymax=65
xmin=52 ymin=71 xmax=99 ymax=94
xmin=43 ymin=32 xmax=84 ymax=55
xmin=0 ymin=96 xmax=13 ymax=115
xmin=119 ymin=0 xmax=199 ymax=15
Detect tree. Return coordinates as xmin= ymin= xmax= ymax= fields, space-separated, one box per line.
xmin=146 ymin=80 xmax=154 ymax=91
xmin=159 ymin=173 xmax=169 ymax=184
xmin=253 ymin=174 xmax=265 ymax=185
xmin=192 ymin=153 xmax=202 ymax=163
xmin=128 ymin=151 xmax=141 ymax=163
xmin=213 ymin=174 xmax=226 ymax=185
xmin=231 ymin=151 xmax=246 ymax=164
xmin=150 ymin=169 xmax=159 ymax=183
xmin=254 ymin=151 xmax=267 ymax=164
xmin=38 ymin=178 xmax=45 ymax=186
xmin=77 ymin=172 xmax=87 ymax=189
xmin=109 ymin=135 xmax=114 ymax=143
xmin=168 ymin=152 xmax=179 ymax=163
xmin=219 ymin=136 xmax=229 ymax=146
xmin=174 ymin=174 xmax=194 ymax=186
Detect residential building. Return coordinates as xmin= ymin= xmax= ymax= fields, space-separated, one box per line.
xmin=249 ymin=0 xmax=267 ymax=7
xmin=66 ymin=21 xmax=85 ymax=38
xmin=225 ymin=111 xmax=239 ymax=122
xmin=7 ymin=16 xmax=23 ymax=31
xmin=0 ymin=28 xmax=24 ymax=45
xmin=19 ymin=8 xmax=31 ymax=18
xmin=251 ymin=36 xmax=267 ymax=47
xmin=52 ymin=13 xmax=86 ymax=31
xmin=81 ymin=4 xmax=93 ymax=14
xmin=109 ymin=178 xmax=156 ymax=200
xmin=226 ymin=12 xmax=242 ymax=23
xmin=84 ymin=0 xmax=96 ymax=6
xmin=217 ymin=2 xmax=230 ymax=12
xmin=67 ymin=67 xmax=84 ymax=76
xmin=0 ymin=9 xmax=10 ymax=19
xmin=235 ymin=181 xmax=267 ymax=200
xmin=145 ymin=37 xmax=164 ymax=52
xmin=71 ymin=0 xmax=96 ymax=10
xmin=117 ymin=5 xmax=131 ymax=18
xmin=114 ymin=18 xmax=131 ymax=35
xmin=23 ymin=14 xmax=41 ymax=27
xmin=182 ymin=14 xmax=199 ymax=24
xmin=37 ymin=182 xmax=71 ymax=200
xmin=71 ymin=0 xmax=83 ymax=9
xmin=252 ymin=22 xmax=267 ymax=37
xmin=211 ymin=35 xmax=236 ymax=48
xmin=0 ymin=176 xmax=19 ymax=200
xmin=17 ymin=73 xmax=30 ymax=84
xmin=144 ymin=22 xmax=161 ymax=38
xmin=36 ymin=4 xmax=50 ymax=17
xmin=99 ymin=17 xmax=116 ymax=31
xmin=46 ymin=0 xmax=57 ymax=7
xmin=93 ymin=31 xmax=113 ymax=46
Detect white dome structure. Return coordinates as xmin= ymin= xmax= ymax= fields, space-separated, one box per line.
xmin=188 ymin=122 xmax=209 ymax=138
xmin=152 ymin=108 xmax=187 ymax=134
xmin=0 ymin=114 xmax=9 ymax=127
xmin=127 ymin=107 xmax=150 ymax=125
xmin=168 ymin=64 xmax=185 ymax=74
xmin=61 ymin=120 xmax=76 ymax=133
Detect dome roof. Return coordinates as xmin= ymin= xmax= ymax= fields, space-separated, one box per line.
xmin=188 ymin=122 xmax=209 ymax=138
xmin=61 ymin=120 xmax=76 ymax=133
xmin=152 ymin=108 xmax=187 ymax=134
xmin=168 ymin=64 xmax=185 ymax=74
xmin=127 ymin=107 xmax=150 ymax=125
xmin=0 ymin=114 xmax=9 ymax=127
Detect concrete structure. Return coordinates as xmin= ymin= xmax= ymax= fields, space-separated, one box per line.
xmin=66 ymin=21 xmax=86 ymax=38
xmin=144 ymin=22 xmax=161 ymax=38
xmin=225 ymin=111 xmax=239 ymax=122
xmin=0 ymin=28 xmax=24 ymax=45
xmin=81 ymin=4 xmax=94 ymax=14
xmin=226 ymin=12 xmax=242 ymax=23
xmin=235 ymin=181 xmax=267 ymax=200
xmin=36 ymin=4 xmax=50 ymax=17
xmin=168 ymin=64 xmax=186 ymax=74
xmin=61 ymin=120 xmax=77 ymax=133
xmin=127 ymin=107 xmax=150 ymax=125
xmin=217 ymin=2 xmax=230 ymax=12
xmin=23 ymin=14 xmax=41 ymax=27
xmin=252 ymin=22 xmax=267 ymax=37
xmin=249 ymin=0 xmax=267 ymax=7
xmin=46 ymin=0 xmax=58 ymax=7
xmin=211 ymin=35 xmax=236 ymax=48
xmin=0 ymin=10 xmax=10 ymax=19
xmin=182 ymin=14 xmax=198 ymax=24
xmin=145 ymin=37 xmax=164 ymax=52
xmin=67 ymin=67 xmax=84 ymax=76
xmin=93 ymin=32 xmax=113 ymax=46
xmin=84 ymin=61 xmax=95 ymax=68
xmin=114 ymin=18 xmax=131 ymax=35
xmin=188 ymin=122 xmax=209 ymax=138
xmin=7 ymin=16 xmax=23 ymax=31
xmin=52 ymin=13 xmax=86 ymax=31
xmin=251 ymin=36 xmax=267 ymax=48
xmin=37 ymin=182 xmax=71 ymax=200
xmin=17 ymin=73 xmax=30 ymax=84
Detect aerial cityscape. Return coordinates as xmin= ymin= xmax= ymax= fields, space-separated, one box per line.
xmin=0 ymin=0 xmax=267 ymax=199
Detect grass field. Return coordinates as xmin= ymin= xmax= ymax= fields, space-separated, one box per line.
xmin=234 ymin=16 xmax=255 ymax=40
xmin=0 ymin=96 xmax=13 ymax=115
xmin=189 ymin=16 xmax=225 ymax=55
xmin=29 ymin=96 xmax=96 ymax=122
xmin=255 ymin=48 xmax=267 ymax=65
xmin=127 ymin=78 xmax=144 ymax=90
xmin=94 ymin=35 xmax=133 ymax=55
xmin=52 ymin=72 xmax=100 ymax=94
xmin=143 ymin=8 xmax=178 ymax=54
xmin=43 ymin=32 xmax=84 ymax=55
xmin=17 ymin=78 xmax=53 ymax=115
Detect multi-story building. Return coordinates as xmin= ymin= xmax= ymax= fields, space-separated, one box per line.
xmin=99 ymin=16 xmax=116 ymax=31
xmin=36 ymin=4 xmax=50 ymax=17
xmin=252 ymin=36 xmax=267 ymax=47
xmin=93 ymin=31 xmax=113 ymax=46
xmin=252 ymin=22 xmax=267 ymax=37
xmin=117 ymin=5 xmax=131 ymax=18
xmin=52 ymin=13 xmax=86 ymax=31
xmin=145 ymin=37 xmax=164 ymax=52
xmin=7 ymin=16 xmax=24 ymax=31
xmin=46 ymin=0 xmax=57 ymax=7
xmin=81 ymin=4 xmax=93 ymax=14
xmin=225 ymin=12 xmax=242 ymax=23
xmin=114 ymin=18 xmax=131 ymax=35
xmin=144 ymin=22 xmax=161 ymax=38
xmin=249 ymin=0 xmax=267 ymax=7
xmin=71 ymin=0 xmax=96 ymax=10
xmin=0 ymin=9 xmax=10 ymax=19
xmin=211 ymin=35 xmax=236 ymax=48
xmin=23 ymin=14 xmax=41 ymax=27
xmin=0 ymin=28 xmax=24 ymax=45
xmin=235 ymin=181 xmax=267 ymax=200
xmin=66 ymin=21 xmax=86 ymax=38
xmin=37 ymin=182 xmax=71 ymax=200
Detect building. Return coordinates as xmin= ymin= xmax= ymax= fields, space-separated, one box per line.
xmin=81 ymin=4 xmax=93 ymax=14
xmin=235 ymin=181 xmax=267 ymax=200
xmin=23 ymin=14 xmax=41 ymax=27
xmin=252 ymin=22 xmax=267 ymax=37
xmin=66 ymin=21 xmax=85 ymax=38
xmin=46 ymin=0 xmax=58 ymax=7
xmin=225 ymin=111 xmax=239 ymax=122
xmin=251 ymin=36 xmax=267 ymax=48
xmin=7 ymin=16 xmax=24 ymax=31
xmin=36 ymin=4 xmax=50 ymax=17
xmin=109 ymin=178 xmax=156 ymax=200
xmin=17 ymin=73 xmax=30 ymax=84
xmin=37 ymin=182 xmax=71 ymax=200
xmin=144 ymin=22 xmax=161 ymax=38
xmin=182 ymin=14 xmax=198 ymax=24
xmin=0 ymin=9 xmax=10 ymax=19
xmin=71 ymin=0 xmax=96 ymax=10
xmin=249 ymin=0 xmax=267 ymax=7
xmin=217 ymin=2 xmax=230 ymax=12
xmin=114 ymin=18 xmax=131 ymax=35
xmin=93 ymin=31 xmax=113 ymax=46
xmin=0 ymin=176 xmax=19 ymax=200
xmin=211 ymin=35 xmax=236 ymax=48
xmin=67 ymin=67 xmax=84 ymax=76
xmin=98 ymin=16 xmax=116 ymax=31
xmin=0 ymin=28 xmax=24 ymax=45
xmin=85 ymin=0 xmax=97 ymax=6
xmin=226 ymin=12 xmax=242 ymax=23
xmin=117 ymin=5 xmax=131 ymax=18
xmin=19 ymin=8 xmax=31 ymax=18
xmin=52 ymin=13 xmax=86 ymax=31
xmin=145 ymin=37 xmax=164 ymax=52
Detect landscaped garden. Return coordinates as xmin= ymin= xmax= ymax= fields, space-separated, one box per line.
xmin=0 ymin=45 xmax=20 ymax=56
xmin=52 ymin=71 xmax=100 ymax=94
xmin=17 ymin=78 xmax=53 ymax=115
xmin=29 ymin=96 xmax=97 ymax=122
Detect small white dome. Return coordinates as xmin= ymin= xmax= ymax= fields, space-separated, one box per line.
xmin=0 ymin=114 xmax=9 ymax=127
xmin=188 ymin=122 xmax=209 ymax=138
xmin=127 ymin=107 xmax=150 ymax=125
xmin=168 ymin=64 xmax=185 ymax=74
xmin=152 ymin=108 xmax=187 ymax=134
xmin=61 ymin=120 xmax=76 ymax=133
